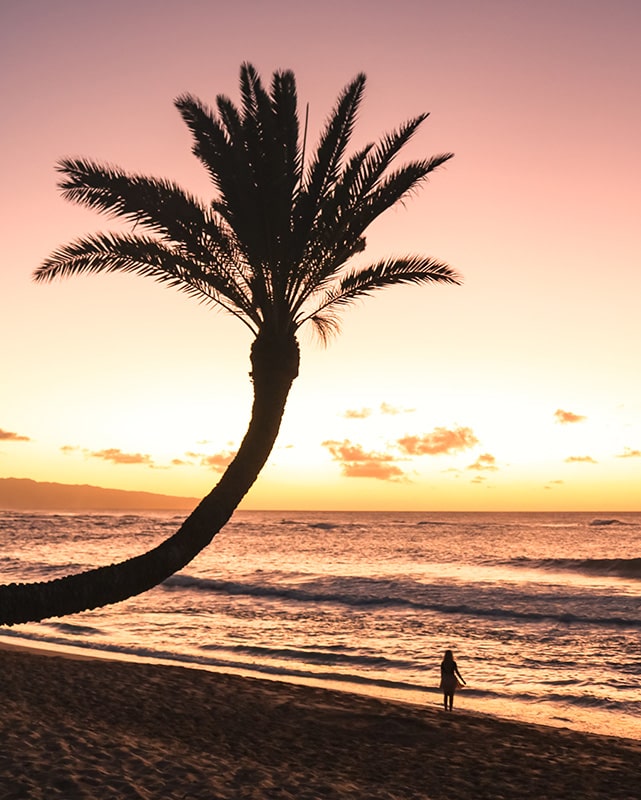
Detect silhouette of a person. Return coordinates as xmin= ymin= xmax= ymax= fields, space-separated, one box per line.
xmin=440 ymin=649 xmax=466 ymax=711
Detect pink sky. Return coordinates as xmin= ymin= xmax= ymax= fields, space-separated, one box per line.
xmin=1 ymin=0 xmax=640 ymax=510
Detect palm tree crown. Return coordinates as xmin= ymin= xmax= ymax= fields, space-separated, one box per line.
xmin=35 ymin=63 xmax=459 ymax=341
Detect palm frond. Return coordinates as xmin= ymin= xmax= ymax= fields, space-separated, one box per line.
xmin=215 ymin=95 xmax=243 ymax=143
xmin=176 ymin=92 xmax=258 ymax=234
xmin=175 ymin=90 xmax=273 ymax=315
xmin=57 ymin=157 xmax=215 ymax=248
xmin=342 ymin=115 xmax=429 ymax=204
xmin=294 ymin=74 xmax=366 ymax=238
xmin=299 ymin=153 xmax=454 ymax=294
xmin=271 ymin=69 xmax=301 ymax=194
xmin=295 ymin=256 xmax=461 ymax=330
xmin=238 ymin=65 xmax=299 ymax=274
xmin=284 ymin=143 xmax=373 ymax=307
xmin=292 ymin=146 xmax=453 ymax=312
xmin=34 ymin=231 xmax=262 ymax=332
xmin=329 ymin=153 xmax=453 ymax=239
xmin=306 ymin=311 xmax=341 ymax=345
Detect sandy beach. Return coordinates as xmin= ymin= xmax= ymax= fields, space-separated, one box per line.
xmin=0 ymin=643 xmax=638 ymax=799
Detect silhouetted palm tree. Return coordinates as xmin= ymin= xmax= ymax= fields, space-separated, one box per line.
xmin=0 ymin=63 xmax=460 ymax=624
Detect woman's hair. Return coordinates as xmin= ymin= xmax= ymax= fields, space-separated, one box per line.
xmin=442 ymin=649 xmax=454 ymax=662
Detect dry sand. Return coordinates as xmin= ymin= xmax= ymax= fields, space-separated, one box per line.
xmin=0 ymin=643 xmax=639 ymax=799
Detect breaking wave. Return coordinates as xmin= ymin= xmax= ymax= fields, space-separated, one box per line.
xmin=162 ymin=574 xmax=641 ymax=628
xmin=504 ymin=556 xmax=641 ymax=581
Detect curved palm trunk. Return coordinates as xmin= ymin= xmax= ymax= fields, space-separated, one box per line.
xmin=0 ymin=332 xmax=300 ymax=626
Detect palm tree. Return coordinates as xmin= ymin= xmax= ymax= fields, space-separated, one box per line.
xmin=0 ymin=63 xmax=460 ymax=625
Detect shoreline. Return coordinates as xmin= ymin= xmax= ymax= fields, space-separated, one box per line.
xmin=1 ymin=640 xmax=640 ymax=799
xmin=2 ymin=631 xmax=638 ymax=743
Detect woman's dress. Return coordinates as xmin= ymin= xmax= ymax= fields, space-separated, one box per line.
xmin=440 ymin=662 xmax=461 ymax=693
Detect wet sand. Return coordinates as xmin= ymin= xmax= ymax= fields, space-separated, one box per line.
xmin=1 ymin=643 xmax=639 ymax=799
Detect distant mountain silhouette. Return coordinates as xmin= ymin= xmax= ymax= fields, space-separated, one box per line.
xmin=0 ymin=478 xmax=198 ymax=511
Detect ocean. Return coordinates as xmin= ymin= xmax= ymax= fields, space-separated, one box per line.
xmin=1 ymin=510 xmax=639 ymax=740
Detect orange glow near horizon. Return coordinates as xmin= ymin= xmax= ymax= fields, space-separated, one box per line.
xmin=1 ymin=1 xmax=640 ymax=512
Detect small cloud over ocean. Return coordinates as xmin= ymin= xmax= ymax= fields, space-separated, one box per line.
xmin=322 ymin=440 xmax=406 ymax=482
xmin=467 ymin=453 xmax=498 ymax=471
xmin=616 ymin=447 xmax=641 ymax=458
xmin=0 ymin=428 xmax=30 ymax=442
xmin=90 ymin=448 xmax=154 ymax=466
xmin=554 ymin=409 xmax=586 ymax=424
xmin=398 ymin=426 xmax=478 ymax=456
xmin=342 ymin=408 xmax=372 ymax=420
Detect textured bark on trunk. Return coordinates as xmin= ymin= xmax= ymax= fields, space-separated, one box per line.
xmin=0 ymin=331 xmax=300 ymax=626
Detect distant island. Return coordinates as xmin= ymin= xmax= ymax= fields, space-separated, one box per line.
xmin=0 ymin=478 xmax=198 ymax=512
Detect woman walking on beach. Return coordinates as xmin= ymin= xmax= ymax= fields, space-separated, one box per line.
xmin=440 ymin=649 xmax=466 ymax=711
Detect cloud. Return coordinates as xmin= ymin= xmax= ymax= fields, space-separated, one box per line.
xmin=0 ymin=428 xmax=30 ymax=442
xmin=397 ymin=426 xmax=478 ymax=456
xmin=342 ymin=403 xmax=415 ymax=419
xmin=564 ymin=455 xmax=597 ymax=464
xmin=90 ymin=448 xmax=154 ymax=465
xmin=380 ymin=402 xmax=415 ymax=415
xmin=343 ymin=408 xmax=372 ymax=419
xmin=200 ymin=451 xmax=236 ymax=472
xmin=322 ymin=440 xmax=406 ymax=482
xmin=64 ymin=444 xmax=156 ymax=466
xmin=323 ymin=441 xmax=390 ymax=462
xmin=467 ymin=453 xmax=498 ymax=471
xmin=342 ymin=461 xmax=406 ymax=481
xmin=616 ymin=447 xmax=641 ymax=458
xmin=554 ymin=409 xmax=586 ymax=424
xmin=179 ymin=449 xmax=236 ymax=471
